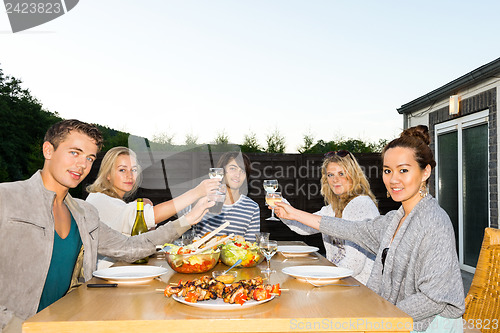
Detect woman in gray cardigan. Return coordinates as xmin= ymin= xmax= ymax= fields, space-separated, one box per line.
xmin=274 ymin=125 xmax=464 ymax=333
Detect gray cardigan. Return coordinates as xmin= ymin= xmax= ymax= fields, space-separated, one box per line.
xmin=319 ymin=195 xmax=465 ymax=331
xmin=0 ymin=171 xmax=191 ymax=330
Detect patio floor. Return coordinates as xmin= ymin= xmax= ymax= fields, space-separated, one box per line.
xmin=461 ymin=269 xmax=473 ymax=295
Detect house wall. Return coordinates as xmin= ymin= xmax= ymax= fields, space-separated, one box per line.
xmin=405 ymin=78 xmax=500 ymax=228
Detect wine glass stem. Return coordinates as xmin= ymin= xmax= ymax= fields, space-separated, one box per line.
xmin=267 ymin=258 xmax=271 ymax=271
xmin=271 ymin=207 xmax=276 ymax=218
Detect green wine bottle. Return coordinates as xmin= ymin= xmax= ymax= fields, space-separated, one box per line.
xmin=131 ymin=198 xmax=149 ymax=264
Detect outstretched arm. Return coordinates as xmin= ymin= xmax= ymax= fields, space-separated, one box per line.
xmin=278 ymin=198 xmax=325 ymax=236
xmin=274 ymin=201 xmax=322 ymax=230
xmin=98 ymin=197 xmax=215 ymax=263
xmin=183 ymin=196 xmax=214 ymax=225
xmin=153 ymin=179 xmax=220 ymax=223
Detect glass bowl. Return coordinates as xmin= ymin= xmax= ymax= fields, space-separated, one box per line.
xmin=220 ymin=245 xmax=264 ymax=268
xmin=165 ymin=250 xmax=220 ymax=274
xmin=212 ymin=270 xmax=238 ymax=284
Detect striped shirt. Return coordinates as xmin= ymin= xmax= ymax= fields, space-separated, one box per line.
xmin=195 ymin=194 xmax=260 ymax=242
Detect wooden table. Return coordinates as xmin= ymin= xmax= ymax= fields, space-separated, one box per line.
xmin=23 ymin=241 xmax=412 ymax=332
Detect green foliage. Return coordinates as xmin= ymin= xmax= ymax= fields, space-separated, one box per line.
xmin=297 ymin=132 xmax=315 ymax=154
xmin=0 ymin=65 xmax=135 ymax=183
xmin=0 ymin=68 xmax=62 ymax=181
xmin=184 ymin=133 xmax=198 ymax=148
xmin=240 ymin=132 xmax=263 ymax=153
xmin=213 ymin=130 xmax=229 ymax=145
xmin=265 ymin=129 xmax=286 ymax=153
xmin=96 ymin=125 xmax=131 ymax=152
xmin=371 ymin=138 xmax=389 ymax=153
xmin=152 ymin=132 xmax=175 ymax=146
xmin=300 ymin=138 xmax=388 ymax=154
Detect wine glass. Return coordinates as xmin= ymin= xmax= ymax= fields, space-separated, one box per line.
xmin=255 ymin=232 xmax=270 ymax=246
xmin=265 ymin=192 xmax=282 ymax=221
xmin=260 ymin=240 xmax=278 ymax=274
xmin=209 ymin=168 xmax=224 ymax=180
xmin=263 ymin=179 xmax=278 ymax=193
xmin=208 ymin=183 xmax=226 ymax=215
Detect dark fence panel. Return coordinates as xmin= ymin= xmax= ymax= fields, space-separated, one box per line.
xmin=82 ymin=151 xmax=399 ymax=254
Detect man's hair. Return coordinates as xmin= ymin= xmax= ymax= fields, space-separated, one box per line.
xmin=216 ymin=151 xmax=252 ymax=180
xmin=44 ymin=119 xmax=104 ymax=151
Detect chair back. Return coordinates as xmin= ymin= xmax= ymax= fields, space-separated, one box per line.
xmin=463 ymin=228 xmax=500 ymax=332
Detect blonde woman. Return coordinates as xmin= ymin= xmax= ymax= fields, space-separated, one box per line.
xmin=86 ymin=146 xmax=219 ymax=233
xmin=280 ymin=150 xmax=379 ymax=284
xmin=86 ymin=147 xmax=219 ymax=268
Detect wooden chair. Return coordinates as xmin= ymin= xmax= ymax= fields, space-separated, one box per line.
xmin=463 ymin=227 xmax=500 ymax=332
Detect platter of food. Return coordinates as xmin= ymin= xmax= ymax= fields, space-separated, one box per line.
xmin=163 ymin=275 xmax=281 ymax=309
xmin=282 ymin=265 xmax=353 ymax=285
xmin=93 ymin=265 xmax=168 ymax=284
xmin=277 ymin=245 xmax=319 ymax=257
xmin=172 ymin=294 xmax=274 ymax=310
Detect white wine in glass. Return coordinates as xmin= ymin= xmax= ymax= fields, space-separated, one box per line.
xmin=265 ymin=192 xmax=282 ymax=221
xmin=209 ymin=168 xmax=224 ymax=180
xmin=260 ymin=240 xmax=278 ymax=274
xmin=263 ymin=179 xmax=278 ymax=193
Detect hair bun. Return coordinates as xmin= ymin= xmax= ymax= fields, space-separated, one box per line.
xmin=400 ymin=125 xmax=430 ymax=145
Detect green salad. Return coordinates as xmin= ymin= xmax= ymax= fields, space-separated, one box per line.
xmin=220 ymin=240 xmax=263 ymax=268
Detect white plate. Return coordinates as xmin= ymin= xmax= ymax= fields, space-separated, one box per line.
xmin=278 ymin=245 xmax=319 ymax=257
xmin=173 ymin=294 xmax=274 ymax=310
xmin=93 ymin=265 xmax=168 ymax=284
xmin=282 ymin=265 xmax=353 ymax=285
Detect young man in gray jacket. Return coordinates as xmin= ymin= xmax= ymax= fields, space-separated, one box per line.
xmin=0 ymin=119 xmax=213 ymax=332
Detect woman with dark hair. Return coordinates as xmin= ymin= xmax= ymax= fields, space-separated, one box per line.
xmin=279 ymin=150 xmax=379 ymax=284
xmin=195 ymin=152 xmax=260 ymax=242
xmin=274 ymin=125 xmax=464 ymax=332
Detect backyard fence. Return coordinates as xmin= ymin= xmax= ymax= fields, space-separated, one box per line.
xmin=82 ymin=149 xmax=399 ymax=254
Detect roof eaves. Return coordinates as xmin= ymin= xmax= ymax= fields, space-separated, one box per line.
xmin=397 ymin=57 xmax=500 ymax=115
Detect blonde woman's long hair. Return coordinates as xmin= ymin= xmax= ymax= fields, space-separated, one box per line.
xmin=320 ymin=151 xmax=377 ymax=218
xmin=86 ymin=146 xmax=141 ymax=200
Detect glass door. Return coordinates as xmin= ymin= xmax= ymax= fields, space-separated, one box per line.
xmin=435 ymin=110 xmax=489 ymax=272
xmin=462 ymin=124 xmax=488 ymax=267
xmin=437 ymin=131 xmax=459 ymax=249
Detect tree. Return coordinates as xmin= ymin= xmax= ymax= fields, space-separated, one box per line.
xmin=240 ymin=131 xmax=263 ymax=153
xmin=213 ymin=130 xmax=229 ymax=145
xmin=0 ymin=65 xmax=134 ymax=183
xmin=97 ymin=125 xmax=131 ymax=152
xmin=302 ymin=137 xmax=386 ymax=154
xmin=298 ymin=132 xmax=315 ymax=154
xmin=370 ymin=139 xmax=389 ymax=153
xmin=265 ymin=129 xmax=286 ymax=153
xmin=0 ymin=66 xmax=61 ymax=181
xmin=184 ymin=133 xmax=198 ymax=147
xmin=152 ymin=132 xmax=175 ymax=146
